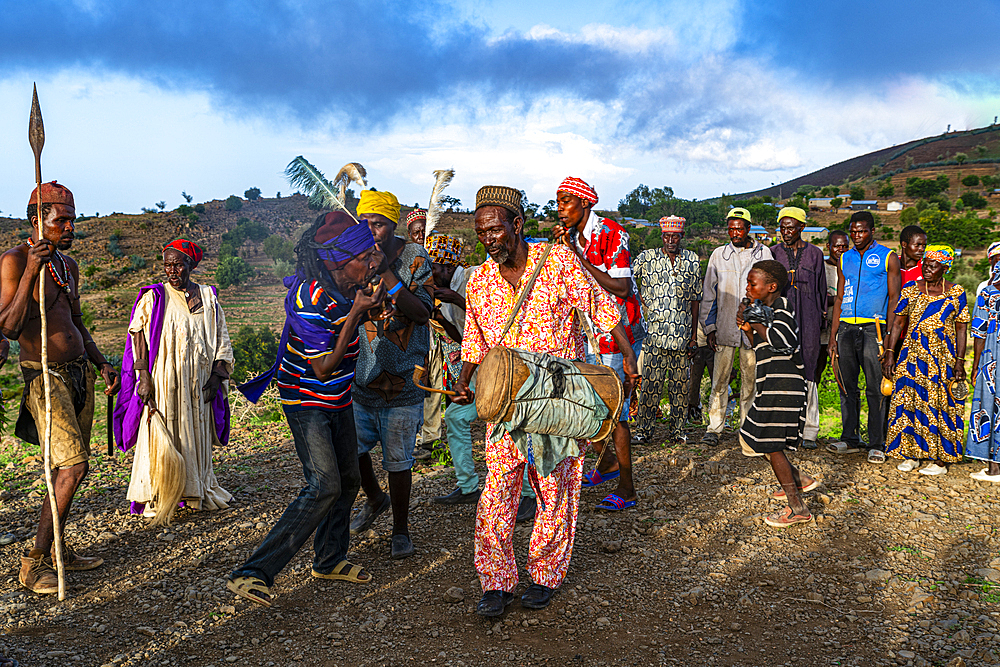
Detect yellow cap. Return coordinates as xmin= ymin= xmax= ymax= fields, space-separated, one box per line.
xmin=727 ymin=207 xmax=752 ymax=223
xmin=777 ymin=206 xmax=807 ymax=224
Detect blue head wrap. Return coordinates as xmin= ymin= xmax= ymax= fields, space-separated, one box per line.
xmin=312 ymin=212 xmax=376 ymax=267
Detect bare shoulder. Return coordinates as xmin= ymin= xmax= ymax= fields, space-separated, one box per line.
xmin=0 ymin=245 xmax=28 ymax=274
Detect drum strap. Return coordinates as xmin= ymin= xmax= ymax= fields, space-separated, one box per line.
xmin=499 ymin=243 xmax=554 ymax=343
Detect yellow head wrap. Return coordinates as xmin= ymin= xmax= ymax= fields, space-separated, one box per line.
xmin=357 ymin=190 xmax=401 ymax=225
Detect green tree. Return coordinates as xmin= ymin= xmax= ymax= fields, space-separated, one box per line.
xmin=955 ymin=152 xmax=968 ymax=165
xmin=216 ymin=256 xmax=253 ymax=288
xmin=877 ymin=181 xmax=895 ymax=198
xmin=262 ymin=234 xmax=294 ymax=263
xmin=982 ymin=175 xmax=996 ymax=189
xmin=182 ymin=191 xmax=193 ymax=203
xmin=244 ymin=187 xmax=262 ymax=201
xmin=231 ymin=326 xmax=278 ymax=383
xmin=961 ymin=191 xmax=988 ymax=210
xmin=224 ymin=195 xmax=243 ymax=211
xmin=899 ymin=207 xmax=918 ymax=225
xmin=962 ymin=174 xmax=981 ymax=187
xmin=849 ymin=185 xmax=866 ymax=200
xmin=830 ymin=197 xmax=843 ymax=212
xmin=155 ymin=201 xmax=166 ymax=211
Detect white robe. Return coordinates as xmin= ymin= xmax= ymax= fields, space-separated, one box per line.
xmin=126 ymin=283 xmax=235 ymax=511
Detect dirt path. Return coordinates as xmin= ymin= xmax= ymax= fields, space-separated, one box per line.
xmin=1 ymin=421 xmax=998 ymax=667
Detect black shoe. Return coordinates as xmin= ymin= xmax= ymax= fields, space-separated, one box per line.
xmin=700 ymin=432 xmax=719 ymax=447
xmin=350 ymin=493 xmax=391 ymax=535
xmin=515 ymin=496 xmax=537 ymax=524
xmin=390 ymin=533 xmax=415 ymax=560
xmin=477 ymin=590 xmax=514 ymax=617
xmin=521 ymin=583 xmax=555 ymax=610
xmin=414 ymin=448 xmax=433 ymax=461
xmin=433 ymin=487 xmax=482 ymax=505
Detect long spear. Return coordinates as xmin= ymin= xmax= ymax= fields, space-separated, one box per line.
xmin=29 ymin=84 xmax=66 ymax=600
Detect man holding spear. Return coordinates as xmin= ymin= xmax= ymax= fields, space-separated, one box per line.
xmin=0 ymin=180 xmax=119 ymax=595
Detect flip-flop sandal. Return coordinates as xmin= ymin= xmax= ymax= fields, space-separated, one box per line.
xmin=770 ymin=477 xmax=822 ymax=499
xmin=763 ymin=506 xmax=812 ymax=528
xmin=825 ymin=441 xmax=861 ymax=454
xmin=226 ymin=575 xmax=272 ymax=607
xmin=596 ymin=493 xmax=637 ymax=511
xmin=582 ymin=468 xmax=620 ymax=488
xmin=312 ymin=560 xmax=372 ymax=584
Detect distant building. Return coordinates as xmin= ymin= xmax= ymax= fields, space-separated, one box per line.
xmin=886 ymin=201 xmax=905 ymax=212
xmin=802 ymin=226 xmax=828 ymax=242
xmin=808 ymin=198 xmax=834 ymax=210
xmin=850 ymin=200 xmax=879 ymax=210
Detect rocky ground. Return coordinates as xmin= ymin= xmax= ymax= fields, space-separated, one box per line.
xmin=1 ymin=410 xmax=998 ymax=667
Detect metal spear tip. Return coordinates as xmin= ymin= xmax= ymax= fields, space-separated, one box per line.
xmin=29 ymin=83 xmax=45 ymax=153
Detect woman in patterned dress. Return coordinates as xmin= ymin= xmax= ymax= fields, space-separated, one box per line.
xmin=882 ymin=245 xmax=969 ymax=476
xmin=967 ymin=261 xmax=1000 ymax=482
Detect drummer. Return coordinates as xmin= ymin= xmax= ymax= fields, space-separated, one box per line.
xmin=453 ymin=185 xmax=638 ymax=617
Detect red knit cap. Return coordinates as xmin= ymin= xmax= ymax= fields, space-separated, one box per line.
xmin=163 ymin=239 xmax=204 ymax=268
xmin=557 ymin=177 xmax=598 ymax=206
xmin=28 ymin=181 xmax=74 ymax=208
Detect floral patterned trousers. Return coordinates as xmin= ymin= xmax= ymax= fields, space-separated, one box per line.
xmin=474 ymin=434 xmax=584 ymax=592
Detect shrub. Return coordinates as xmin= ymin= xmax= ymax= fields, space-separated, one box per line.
xmin=849 ymin=186 xmax=866 ymax=200
xmin=218 ymin=241 xmax=237 ymax=260
xmin=244 ymin=187 xmax=261 ymax=201
xmin=194 ymin=203 xmax=206 ymax=214
xmin=231 ymin=326 xmax=278 ymax=383
xmin=17 ymin=231 xmax=30 ymax=240
xmin=80 ymin=301 xmax=95 ymax=329
xmin=129 ymin=254 xmax=147 ymax=271
xmin=899 ymin=207 xmax=919 ymax=226
xmin=961 ymin=191 xmax=988 ymax=210
xmin=187 ymin=212 xmax=199 ymax=223
xmin=110 ymin=229 xmax=123 ymax=241
xmin=84 ymin=264 xmax=99 ymax=277
xmin=215 ymin=256 xmax=253 ymax=288
xmin=962 ymin=175 xmax=981 ymax=187
xmin=982 ymin=175 xmax=996 ymax=189
xmin=224 ymin=195 xmax=243 ymax=212
xmin=906 ymin=175 xmax=950 ymax=198
xmin=74 ymin=230 xmax=89 ymax=239
xmin=263 ymin=235 xmax=294 ymax=263
xmin=176 ymin=204 xmax=193 ymax=216
xmin=271 ymin=259 xmax=294 ymax=278
xmin=107 ymin=238 xmax=124 ymax=258
xmin=877 ymin=182 xmax=895 ymax=198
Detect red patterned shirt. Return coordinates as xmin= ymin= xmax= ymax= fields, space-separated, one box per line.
xmin=575 ymin=212 xmax=645 ymax=354
xmin=463 ymin=243 xmax=622 ymax=364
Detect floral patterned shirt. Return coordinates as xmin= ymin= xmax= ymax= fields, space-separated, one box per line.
xmin=463 ymin=243 xmax=622 ymax=364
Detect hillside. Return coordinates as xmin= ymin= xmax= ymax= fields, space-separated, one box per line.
xmin=733 ymin=125 xmax=1000 ymax=200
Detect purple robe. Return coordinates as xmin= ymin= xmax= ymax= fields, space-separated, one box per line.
xmin=112 ymin=284 xmax=229 ymax=453
xmin=773 ymin=242 xmax=827 ymax=382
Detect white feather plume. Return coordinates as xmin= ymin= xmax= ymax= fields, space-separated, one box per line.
xmin=425 ymin=168 xmax=454 ymax=238
xmin=284 ymin=156 xmax=360 ymax=222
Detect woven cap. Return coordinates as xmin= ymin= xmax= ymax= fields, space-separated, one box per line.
xmin=28 ymin=180 xmax=74 ymax=208
xmin=475 ymin=185 xmax=524 ymax=219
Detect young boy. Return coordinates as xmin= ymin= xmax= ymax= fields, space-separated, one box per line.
xmin=737 ymin=260 xmax=819 ymax=527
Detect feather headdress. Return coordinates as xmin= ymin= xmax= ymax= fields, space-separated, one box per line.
xmin=284 ymin=156 xmax=364 ymax=222
xmin=425 ymin=168 xmax=454 ymax=238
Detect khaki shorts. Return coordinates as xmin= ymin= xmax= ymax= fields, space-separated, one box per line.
xmin=20 ymin=358 xmax=95 ymax=469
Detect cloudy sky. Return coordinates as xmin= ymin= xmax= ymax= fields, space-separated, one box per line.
xmin=1 ymin=0 xmax=998 ymax=218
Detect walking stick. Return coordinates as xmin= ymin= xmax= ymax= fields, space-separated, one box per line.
xmin=29 ymin=84 xmax=66 ymax=600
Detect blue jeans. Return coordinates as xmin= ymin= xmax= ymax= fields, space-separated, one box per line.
xmin=445 ymin=378 xmax=533 ymax=498
xmin=232 ymin=408 xmax=361 ymax=586
xmin=587 ymin=338 xmax=643 ymax=421
xmin=355 ymin=402 xmax=421 ymax=472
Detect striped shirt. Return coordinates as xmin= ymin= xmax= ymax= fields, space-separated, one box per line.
xmin=276 ymin=279 xmax=358 ymax=412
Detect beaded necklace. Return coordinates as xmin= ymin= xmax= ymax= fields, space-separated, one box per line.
xmin=25 ymin=238 xmax=72 ymax=293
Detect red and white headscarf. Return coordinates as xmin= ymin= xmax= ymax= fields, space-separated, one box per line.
xmin=163 ymin=238 xmax=204 ymax=268
xmin=557 ymin=177 xmax=598 ymax=206
xmin=659 ymin=216 xmax=685 ymax=233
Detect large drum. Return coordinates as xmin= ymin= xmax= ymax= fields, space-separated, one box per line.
xmin=476 ymin=347 xmax=623 ymax=442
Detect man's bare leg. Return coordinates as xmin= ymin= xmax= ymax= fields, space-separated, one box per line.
xmin=607 ymin=422 xmax=635 ymax=501
xmin=34 ymin=461 xmax=88 ymax=554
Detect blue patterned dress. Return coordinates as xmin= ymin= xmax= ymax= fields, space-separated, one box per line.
xmin=885 ymin=283 xmax=970 ymax=462
xmin=967 ymin=284 xmax=1000 ymax=463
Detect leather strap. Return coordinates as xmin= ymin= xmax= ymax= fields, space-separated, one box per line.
xmin=499 ymin=243 xmax=553 ymax=343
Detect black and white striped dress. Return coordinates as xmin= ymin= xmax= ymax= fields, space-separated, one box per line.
xmin=739 ymin=297 xmax=807 ymax=453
